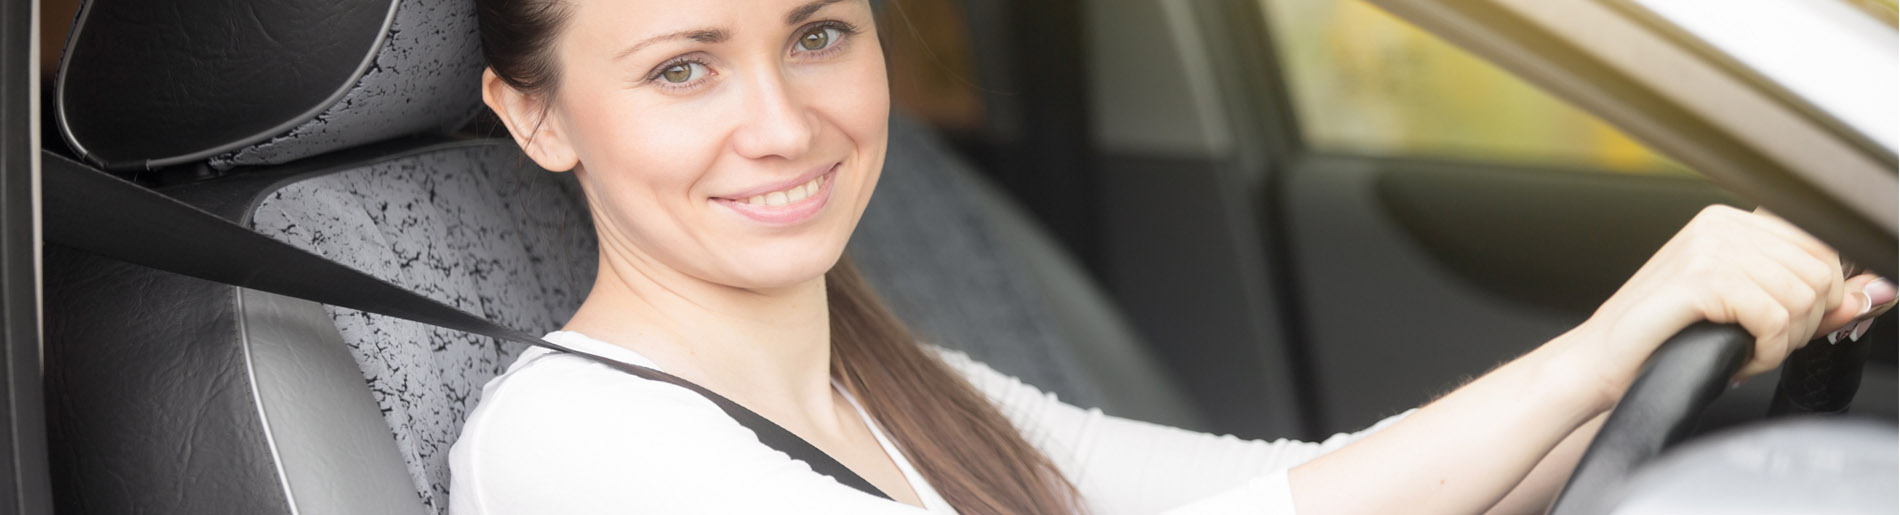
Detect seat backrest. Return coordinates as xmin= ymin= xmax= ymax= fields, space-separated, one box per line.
xmin=51 ymin=0 xmax=509 ymax=512
xmin=47 ymin=138 xmax=592 ymax=514
xmin=44 ymin=1 xmax=1203 ymax=513
xmin=858 ymin=117 xmax=1206 ymax=429
xmin=246 ymin=143 xmax=596 ymax=513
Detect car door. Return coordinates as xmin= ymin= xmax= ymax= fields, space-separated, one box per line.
xmin=1083 ymin=0 xmax=1894 ymax=438
xmin=1290 ymin=0 xmax=1897 ymax=434
xmin=1254 ymin=0 xmax=1756 ymax=435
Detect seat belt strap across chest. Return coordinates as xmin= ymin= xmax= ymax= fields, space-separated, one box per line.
xmin=41 ymin=158 xmax=895 ymax=502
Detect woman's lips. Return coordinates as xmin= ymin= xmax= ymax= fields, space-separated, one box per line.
xmin=712 ymin=165 xmax=837 ymax=225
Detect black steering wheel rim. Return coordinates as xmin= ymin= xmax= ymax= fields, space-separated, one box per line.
xmin=1546 ymin=323 xmax=1754 ymax=515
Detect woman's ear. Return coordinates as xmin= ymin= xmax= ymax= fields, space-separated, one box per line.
xmin=482 ymin=68 xmax=580 ymax=172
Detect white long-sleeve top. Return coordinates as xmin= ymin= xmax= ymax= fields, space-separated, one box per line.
xmin=447 ymin=331 xmax=1411 ymax=514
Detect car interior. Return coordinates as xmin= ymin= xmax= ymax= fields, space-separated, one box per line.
xmin=0 ymin=0 xmax=1893 ymax=513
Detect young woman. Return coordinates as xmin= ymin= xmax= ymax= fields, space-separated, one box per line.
xmin=446 ymin=0 xmax=1894 ymax=513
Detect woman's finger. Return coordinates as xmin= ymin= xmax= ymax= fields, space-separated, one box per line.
xmin=1699 ymin=277 xmax=1797 ymax=379
xmin=1818 ymin=274 xmax=1896 ymax=342
xmin=1748 ymin=208 xmax=1838 ymax=263
xmin=1742 ymin=230 xmax=1842 ymax=327
xmin=1732 ymin=252 xmax=1823 ymax=355
xmin=1744 ymin=216 xmax=1845 ymax=314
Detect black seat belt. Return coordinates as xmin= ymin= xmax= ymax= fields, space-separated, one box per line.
xmin=41 ymin=157 xmax=894 ymax=502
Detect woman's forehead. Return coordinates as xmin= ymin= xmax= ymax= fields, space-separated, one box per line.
xmin=563 ymin=0 xmax=869 ymax=48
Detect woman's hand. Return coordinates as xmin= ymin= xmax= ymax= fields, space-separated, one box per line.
xmin=1292 ymin=205 xmax=1892 ymax=515
xmin=1562 ymin=205 xmax=1894 ymax=407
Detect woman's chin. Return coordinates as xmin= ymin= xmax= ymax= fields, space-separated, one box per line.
xmin=714 ymin=249 xmax=844 ymax=291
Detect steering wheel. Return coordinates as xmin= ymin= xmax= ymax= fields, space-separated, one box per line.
xmin=1545 ymin=321 xmax=1879 ymax=515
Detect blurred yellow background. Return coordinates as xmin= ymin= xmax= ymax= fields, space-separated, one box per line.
xmin=1261 ymin=0 xmax=1691 ymax=174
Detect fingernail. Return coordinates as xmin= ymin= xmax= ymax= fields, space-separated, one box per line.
xmin=1828 ymin=327 xmax=1845 ymax=344
xmin=1850 ymin=318 xmax=1875 ymax=342
xmin=1863 ymin=280 xmax=1896 ymax=315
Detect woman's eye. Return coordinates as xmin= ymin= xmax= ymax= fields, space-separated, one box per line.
xmin=797 ymin=27 xmax=839 ymax=51
xmin=658 ymin=62 xmax=705 ymax=84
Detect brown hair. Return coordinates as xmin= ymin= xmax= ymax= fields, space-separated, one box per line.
xmin=475 ymin=1 xmax=1084 ymax=512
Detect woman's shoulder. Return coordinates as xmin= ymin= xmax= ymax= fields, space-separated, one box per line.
xmin=455 ymin=331 xmax=746 ymax=443
xmin=929 ymin=345 xmax=1052 ymax=392
xmin=448 ymin=334 xmax=753 ymax=510
xmin=924 ymin=345 xmax=1000 ymax=384
xmin=448 ymin=332 xmax=916 ymax=514
xmin=453 ymin=341 xmax=703 ymax=438
xmin=922 ymin=345 xmax=1072 ymax=422
xmin=467 ymin=332 xmax=713 ymax=421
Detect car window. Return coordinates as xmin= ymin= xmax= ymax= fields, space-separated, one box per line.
xmin=1259 ymin=0 xmax=1688 ymax=174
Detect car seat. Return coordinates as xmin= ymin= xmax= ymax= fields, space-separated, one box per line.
xmin=43 ymin=0 xmax=1203 ymax=513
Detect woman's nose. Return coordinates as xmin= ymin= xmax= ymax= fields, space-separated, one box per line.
xmin=730 ymin=71 xmax=816 ymax=161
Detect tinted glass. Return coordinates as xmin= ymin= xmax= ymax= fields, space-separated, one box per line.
xmin=1261 ymin=0 xmax=1687 ymax=173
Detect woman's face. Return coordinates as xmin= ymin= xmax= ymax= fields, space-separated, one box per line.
xmin=529 ymin=0 xmax=888 ymax=290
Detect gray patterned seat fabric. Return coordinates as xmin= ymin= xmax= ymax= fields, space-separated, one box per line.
xmin=250 ymin=142 xmax=595 ymax=513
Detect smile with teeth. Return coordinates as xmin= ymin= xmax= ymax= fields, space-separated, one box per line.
xmin=739 ymin=174 xmax=826 ymax=207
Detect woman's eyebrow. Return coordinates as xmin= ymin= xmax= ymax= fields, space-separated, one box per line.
xmin=785 ymin=0 xmax=848 ymax=25
xmin=613 ymin=29 xmax=729 ymax=62
xmin=612 ymin=0 xmax=845 ymax=63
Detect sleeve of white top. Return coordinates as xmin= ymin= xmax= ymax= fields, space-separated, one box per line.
xmin=934 ymin=348 xmax=1413 ymax=515
xmin=453 ymin=354 xmax=925 ymax=515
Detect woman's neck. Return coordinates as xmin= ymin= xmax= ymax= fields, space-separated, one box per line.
xmin=562 ymin=245 xmax=838 ymax=424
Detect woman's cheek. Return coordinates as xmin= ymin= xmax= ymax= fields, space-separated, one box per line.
xmin=830 ymin=50 xmax=890 ymax=130
xmin=570 ymin=109 xmax=720 ymax=244
xmin=583 ymin=99 xmax=725 ymax=198
xmin=606 ymin=109 xmax=719 ymax=175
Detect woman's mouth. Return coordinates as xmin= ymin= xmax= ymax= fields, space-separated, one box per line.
xmin=711 ymin=164 xmax=837 ymax=225
xmin=735 ymin=173 xmax=826 ymax=207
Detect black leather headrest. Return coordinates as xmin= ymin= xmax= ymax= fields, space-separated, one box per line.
xmin=55 ymin=0 xmax=484 ymax=171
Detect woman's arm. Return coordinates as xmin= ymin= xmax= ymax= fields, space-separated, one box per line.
xmin=1287 ymin=331 xmax=1612 ymax=514
xmin=937 ymin=347 xmax=1417 ymax=515
xmin=454 ymin=353 xmax=926 ymax=514
xmin=1483 ymin=412 xmax=1604 ymax=515
xmin=1289 ymin=206 xmax=1891 ymax=515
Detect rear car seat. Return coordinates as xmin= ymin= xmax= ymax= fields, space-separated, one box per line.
xmin=44 ymin=0 xmax=1203 ymax=513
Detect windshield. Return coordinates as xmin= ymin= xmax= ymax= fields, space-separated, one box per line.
xmin=1628 ymin=0 xmax=1899 ymax=156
